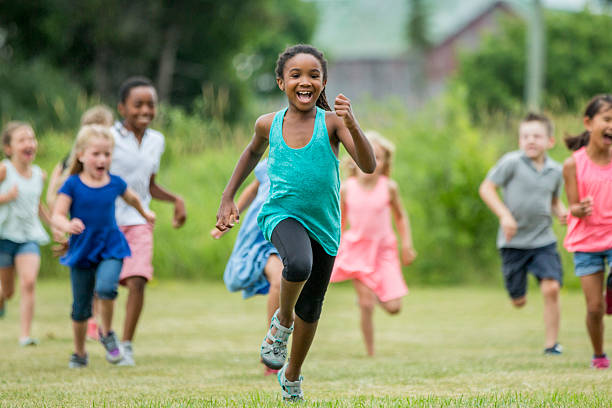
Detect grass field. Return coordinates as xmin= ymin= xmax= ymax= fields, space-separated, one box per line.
xmin=1 ymin=281 xmax=611 ymax=407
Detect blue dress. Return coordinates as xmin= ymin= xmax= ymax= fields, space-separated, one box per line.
xmin=224 ymin=159 xmax=278 ymax=298
xmin=59 ymin=174 xmax=131 ymax=268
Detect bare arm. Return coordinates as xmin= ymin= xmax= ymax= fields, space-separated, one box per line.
xmin=389 ymin=180 xmax=416 ymax=265
xmin=551 ymin=195 xmax=568 ymax=225
xmin=149 ymin=174 xmax=186 ymax=228
xmin=210 ymin=179 xmax=260 ymax=239
xmin=51 ymin=193 xmax=84 ymax=235
xmin=0 ymin=163 xmax=18 ymax=205
xmin=479 ymin=179 xmax=517 ymax=242
xmin=123 ymin=187 xmax=156 ymax=224
xmin=563 ymin=156 xmax=592 ymax=217
xmin=38 ymin=202 xmax=52 ymax=227
xmin=216 ymin=114 xmax=272 ymax=231
xmin=340 ymin=184 xmax=348 ymax=232
xmin=46 ymin=163 xmax=64 ymax=208
xmin=332 ymin=94 xmax=376 ymax=173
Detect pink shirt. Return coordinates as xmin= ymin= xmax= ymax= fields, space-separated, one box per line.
xmin=564 ymin=147 xmax=612 ymax=252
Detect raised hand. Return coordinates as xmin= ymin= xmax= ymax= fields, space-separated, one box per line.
xmin=334 ymin=93 xmax=357 ymax=129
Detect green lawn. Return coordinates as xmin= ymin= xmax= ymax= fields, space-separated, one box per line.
xmin=1 ymin=281 xmax=611 ymax=407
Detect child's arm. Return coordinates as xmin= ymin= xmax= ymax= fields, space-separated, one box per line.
xmin=340 ymin=184 xmax=348 ymax=232
xmin=389 ymin=180 xmax=417 ymax=266
xmin=211 ymin=179 xmax=260 ymax=239
xmin=45 ymin=162 xmax=64 ymax=208
xmin=149 ymin=175 xmax=186 ymax=228
xmin=217 ymin=114 xmax=272 ymax=232
xmin=123 ymin=187 xmax=156 ymax=225
xmin=0 ymin=163 xmax=18 ymax=205
xmin=563 ymin=156 xmax=592 ymax=217
xmin=479 ymin=179 xmax=517 ymax=242
xmin=51 ymin=194 xmax=85 ymax=236
xmin=38 ymin=202 xmax=52 ymax=227
xmin=551 ymin=196 xmax=568 ymax=225
xmin=332 ymin=94 xmax=376 ymax=173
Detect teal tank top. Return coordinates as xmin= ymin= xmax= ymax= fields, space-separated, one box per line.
xmin=257 ymin=107 xmax=340 ymax=256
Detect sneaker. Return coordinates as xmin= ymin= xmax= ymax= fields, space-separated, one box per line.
xmin=87 ymin=319 xmax=99 ymax=341
xmin=19 ymin=337 xmax=39 ymax=347
xmin=68 ymin=353 xmax=88 ymax=368
xmin=117 ymin=341 xmax=135 ymax=366
xmin=591 ymin=354 xmax=610 ymax=369
xmin=261 ymin=309 xmax=293 ymax=370
xmin=277 ymin=363 xmax=304 ymax=401
xmin=544 ymin=343 xmax=563 ymax=355
xmin=99 ymin=330 xmax=123 ymax=364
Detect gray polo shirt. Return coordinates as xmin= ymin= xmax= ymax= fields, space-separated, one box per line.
xmin=486 ymin=150 xmax=563 ymax=249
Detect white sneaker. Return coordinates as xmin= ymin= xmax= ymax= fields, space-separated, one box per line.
xmin=260 ymin=309 xmax=293 ymax=370
xmin=19 ymin=337 xmax=39 ymax=347
xmin=277 ymin=363 xmax=304 ymax=401
xmin=117 ymin=341 xmax=135 ymax=366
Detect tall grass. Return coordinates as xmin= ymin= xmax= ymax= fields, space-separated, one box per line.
xmin=29 ymin=92 xmax=587 ymax=288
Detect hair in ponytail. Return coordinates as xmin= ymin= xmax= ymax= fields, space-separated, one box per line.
xmin=564 ymin=94 xmax=612 ymax=151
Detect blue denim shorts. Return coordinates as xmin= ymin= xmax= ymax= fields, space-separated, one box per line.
xmin=573 ymin=249 xmax=612 ymax=277
xmin=0 ymin=239 xmax=40 ymax=267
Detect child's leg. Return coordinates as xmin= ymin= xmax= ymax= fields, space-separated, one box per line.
xmin=94 ymin=259 xmax=123 ymax=336
xmin=263 ymin=254 xmax=283 ymax=326
xmin=285 ymin=236 xmax=335 ymax=381
xmin=122 ymin=276 xmax=147 ymax=341
xmin=353 ymin=279 xmax=377 ymax=356
xmin=0 ymin=266 xmax=15 ymax=303
xmin=580 ymin=271 xmax=605 ymax=356
xmin=14 ymin=253 xmax=40 ymax=339
xmin=70 ymin=266 xmax=96 ymax=356
xmin=540 ymin=278 xmax=560 ymax=348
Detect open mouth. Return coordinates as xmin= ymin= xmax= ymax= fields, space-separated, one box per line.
xmin=603 ymin=132 xmax=612 ymax=143
xmin=296 ymin=91 xmax=313 ymax=104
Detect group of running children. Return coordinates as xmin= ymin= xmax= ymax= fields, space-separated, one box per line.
xmin=1 ymin=44 xmax=611 ymax=401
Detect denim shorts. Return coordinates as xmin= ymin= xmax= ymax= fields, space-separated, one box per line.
xmin=0 ymin=239 xmax=40 ymax=267
xmin=573 ymin=249 xmax=612 ymax=277
xmin=70 ymin=258 xmax=123 ymax=321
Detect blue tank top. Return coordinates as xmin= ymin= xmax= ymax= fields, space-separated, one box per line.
xmin=257 ymin=107 xmax=340 ymax=255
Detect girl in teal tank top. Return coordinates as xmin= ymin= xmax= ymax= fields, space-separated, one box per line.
xmin=216 ymin=44 xmax=376 ymax=401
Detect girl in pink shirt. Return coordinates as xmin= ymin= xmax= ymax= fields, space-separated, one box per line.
xmin=563 ymin=94 xmax=612 ymax=369
xmin=330 ymin=131 xmax=416 ymax=356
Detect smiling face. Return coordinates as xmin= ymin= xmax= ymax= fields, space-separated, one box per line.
xmin=518 ymin=120 xmax=553 ymax=161
xmin=4 ymin=125 xmax=37 ymax=165
xmin=277 ymin=53 xmax=326 ymax=111
xmin=78 ymin=136 xmax=113 ymax=180
xmin=585 ymin=104 xmax=612 ymax=148
xmin=118 ymin=85 xmax=157 ymax=133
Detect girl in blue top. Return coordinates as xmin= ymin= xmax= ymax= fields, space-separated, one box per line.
xmin=216 ymin=44 xmax=376 ymax=401
xmin=52 ymin=125 xmax=155 ymax=368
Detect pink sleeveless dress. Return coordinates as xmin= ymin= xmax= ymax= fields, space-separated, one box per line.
xmin=330 ymin=176 xmax=408 ymax=301
xmin=564 ymin=147 xmax=612 ymax=253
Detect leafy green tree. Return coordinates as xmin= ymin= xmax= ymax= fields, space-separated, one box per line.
xmin=456 ymin=10 xmax=612 ymax=120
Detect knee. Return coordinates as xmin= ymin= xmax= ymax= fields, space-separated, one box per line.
xmin=295 ymin=297 xmax=323 ymax=323
xmin=71 ymin=302 xmax=92 ymax=322
xmin=541 ymin=281 xmax=560 ymax=300
xmin=386 ymin=304 xmax=401 ymax=315
xmin=95 ymin=282 xmax=118 ymax=300
xmin=358 ymin=298 xmax=376 ymax=314
xmin=511 ymin=297 xmax=527 ymax=308
xmin=21 ymin=279 xmax=36 ymax=295
xmin=587 ymin=302 xmax=605 ymax=319
xmin=282 ymin=255 xmax=312 ymax=282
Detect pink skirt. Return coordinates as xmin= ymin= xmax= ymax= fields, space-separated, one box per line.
xmin=331 ymin=235 xmax=408 ymax=302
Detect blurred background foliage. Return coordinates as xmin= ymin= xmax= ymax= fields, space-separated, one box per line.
xmin=0 ymin=1 xmax=609 ymax=289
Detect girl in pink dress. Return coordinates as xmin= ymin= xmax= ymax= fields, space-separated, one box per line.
xmin=331 ymin=130 xmax=416 ymax=356
xmin=563 ymin=94 xmax=612 ymax=369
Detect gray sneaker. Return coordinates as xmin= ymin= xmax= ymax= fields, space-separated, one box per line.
xmin=99 ymin=330 xmax=123 ymax=364
xmin=277 ymin=363 xmax=304 ymax=401
xmin=261 ymin=309 xmax=293 ymax=370
xmin=68 ymin=353 xmax=88 ymax=368
xmin=117 ymin=341 xmax=135 ymax=366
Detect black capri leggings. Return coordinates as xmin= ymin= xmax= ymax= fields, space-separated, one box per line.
xmin=271 ymin=218 xmax=336 ymax=323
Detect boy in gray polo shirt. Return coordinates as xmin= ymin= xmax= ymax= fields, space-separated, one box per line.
xmin=479 ymin=113 xmax=567 ymax=355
